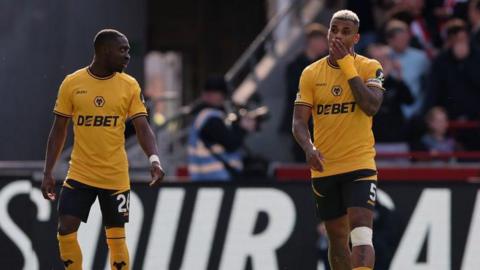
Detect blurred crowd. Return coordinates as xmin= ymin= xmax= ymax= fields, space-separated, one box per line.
xmin=283 ymin=0 xmax=480 ymax=162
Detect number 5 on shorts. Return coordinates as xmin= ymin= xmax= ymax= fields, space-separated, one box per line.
xmin=369 ymin=183 xmax=377 ymax=201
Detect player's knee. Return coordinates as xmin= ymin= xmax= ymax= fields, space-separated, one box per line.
xmin=327 ymin=229 xmax=349 ymax=244
xmin=58 ymin=223 xmax=78 ymax=235
xmin=350 ymin=226 xmax=373 ymax=247
xmin=325 ymin=218 xmax=349 ymax=239
xmin=326 ymin=226 xmax=350 ymax=248
xmin=57 ymin=216 xmax=81 ymax=235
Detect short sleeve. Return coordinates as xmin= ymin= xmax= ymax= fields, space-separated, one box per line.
xmin=363 ymin=60 xmax=385 ymax=91
xmin=294 ymin=67 xmax=315 ymax=107
xmin=53 ymin=76 xmax=73 ymax=117
xmin=128 ymin=81 xmax=148 ymax=119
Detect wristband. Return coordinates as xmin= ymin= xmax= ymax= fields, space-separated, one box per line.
xmin=336 ymin=54 xmax=358 ymax=80
xmin=149 ymin=155 xmax=161 ymax=166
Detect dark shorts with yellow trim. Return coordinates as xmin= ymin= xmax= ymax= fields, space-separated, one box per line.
xmin=311 ymin=169 xmax=377 ymax=221
xmin=58 ymin=179 xmax=130 ymax=226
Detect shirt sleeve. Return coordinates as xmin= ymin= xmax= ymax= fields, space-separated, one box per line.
xmin=294 ymin=67 xmax=315 ymax=107
xmin=363 ymin=59 xmax=385 ymax=91
xmin=127 ymin=81 xmax=148 ymax=119
xmin=53 ymin=76 xmax=73 ymax=117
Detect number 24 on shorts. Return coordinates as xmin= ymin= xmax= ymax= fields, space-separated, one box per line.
xmin=116 ymin=193 xmax=130 ymax=213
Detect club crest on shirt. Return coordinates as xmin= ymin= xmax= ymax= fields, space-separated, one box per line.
xmin=94 ymin=96 xmax=105 ymax=107
xmin=331 ymin=85 xmax=342 ymax=96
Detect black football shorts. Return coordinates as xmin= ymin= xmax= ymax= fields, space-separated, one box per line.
xmin=58 ymin=179 xmax=130 ymax=226
xmin=311 ymin=169 xmax=377 ymax=221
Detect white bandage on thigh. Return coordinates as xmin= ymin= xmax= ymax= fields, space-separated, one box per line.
xmin=350 ymin=226 xmax=373 ymax=247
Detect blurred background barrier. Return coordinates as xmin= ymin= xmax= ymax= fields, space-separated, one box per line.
xmin=1 ymin=177 xmax=480 ymax=270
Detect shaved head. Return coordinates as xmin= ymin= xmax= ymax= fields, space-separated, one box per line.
xmin=93 ymin=29 xmax=126 ymax=53
xmin=90 ymin=29 xmax=130 ymax=73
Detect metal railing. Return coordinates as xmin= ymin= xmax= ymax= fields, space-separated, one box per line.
xmin=225 ymin=0 xmax=306 ymax=91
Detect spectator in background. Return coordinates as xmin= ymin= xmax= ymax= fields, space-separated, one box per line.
xmin=281 ymin=23 xmax=328 ymax=162
xmin=385 ymin=19 xmax=430 ymax=121
xmin=424 ymin=19 xmax=480 ymax=150
xmin=423 ymin=0 xmax=469 ymax=49
xmin=440 ymin=18 xmax=470 ymax=49
xmin=367 ymin=44 xmax=413 ymax=142
xmin=411 ymin=106 xmax=459 ymax=153
xmin=468 ymin=0 xmax=480 ymax=49
xmin=431 ymin=0 xmax=469 ymax=25
xmin=187 ymin=75 xmax=256 ymax=181
xmin=390 ymin=0 xmax=439 ymax=57
xmin=426 ymin=18 xmax=480 ymax=121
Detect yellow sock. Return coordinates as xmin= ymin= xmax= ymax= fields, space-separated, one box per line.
xmin=353 ymin=267 xmax=372 ymax=270
xmin=57 ymin=232 xmax=82 ymax=270
xmin=105 ymin=227 xmax=130 ymax=270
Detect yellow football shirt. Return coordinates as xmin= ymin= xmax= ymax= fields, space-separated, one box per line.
xmin=54 ymin=67 xmax=148 ymax=190
xmin=295 ymin=54 xmax=384 ymax=178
